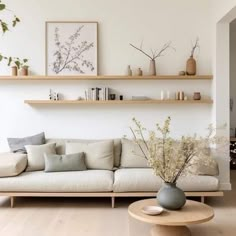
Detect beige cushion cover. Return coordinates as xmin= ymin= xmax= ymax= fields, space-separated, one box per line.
xmin=46 ymin=139 xmax=121 ymax=167
xmin=25 ymin=143 xmax=56 ymax=171
xmin=0 ymin=170 xmax=113 ymax=192
xmin=0 ymin=153 xmax=27 ymax=177
xmin=66 ymin=141 xmax=114 ymax=170
xmin=113 ymin=168 xmax=219 ymax=192
xmin=188 ymin=155 xmax=219 ymax=176
xmin=120 ymin=139 xmax=148 ymax=168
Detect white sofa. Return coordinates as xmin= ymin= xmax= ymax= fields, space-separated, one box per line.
xmin=0 ymin=138 xmax=223 ymax=208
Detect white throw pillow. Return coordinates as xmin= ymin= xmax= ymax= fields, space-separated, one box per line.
xmin=0 ymin=153 xmax=27 ymax=177
xmin=25 ymin=143 xmax=56 ymax=171
xmin=66 ymin=140 xmax=114 ymax=170
xmin=120 ymin=139 xmax=149 ymax=168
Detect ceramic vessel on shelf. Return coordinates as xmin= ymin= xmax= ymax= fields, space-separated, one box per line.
xmin=193 ymin=92 xmax=201 ymax=100
xmin=149 ymin=59 xmax=156 ymax=76
xmin=186 ymin=56 xmax=196 ymax=75
xmin=11 ymin=66 xmax=18 ymax=76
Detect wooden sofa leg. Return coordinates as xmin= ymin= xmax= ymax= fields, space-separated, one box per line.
xmin=10 ymin=196 xmax=14 ymax=208
xmin=201 ymin=196 xmax=205 ymax=203
xmin=111 ymin=197 xmax=115 ymax=208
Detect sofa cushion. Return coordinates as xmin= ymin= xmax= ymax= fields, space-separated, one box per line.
xmin=0 ymin=170 xmax=114 ymax=192
xmin=46 ymin=139 xmax=121 ymax=167
xmin=0 ymin=153 xmax=27 ymax=177
xmin=25 ymin=143 xmax=56 ymax=172
xmin=66 ymin=141 xmax=114 ymax=170
xmin=120 ymin=139 xmax=149 ymax=168
xmin=188 ymin=153 xmax=219 ymax=176
xmin=113 ymin=168 xmax=219 ymax=192
xmin=44 ymin=153 xmax=87 ymax=172
xmin=7 ymin=132 xmax=45 ymax=153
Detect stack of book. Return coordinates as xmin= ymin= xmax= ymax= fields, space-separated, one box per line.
xmin=85 ymin=87 xmax=110 ymax=101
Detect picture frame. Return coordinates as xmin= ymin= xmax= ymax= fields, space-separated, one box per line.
xmin=45 ymin=21 xmax=98 ymax=76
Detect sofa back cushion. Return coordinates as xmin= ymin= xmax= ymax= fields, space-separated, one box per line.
xmin=46 ymin=138 xmax=121 ymax=167
xmin=44 ymin=153 xmax=87 ymax=172
xmin=66 ymin=141 xmax=114 ymax=170
xmin=120 ymin=139 xmax=149 ymax=168
xmin=8 ymin=132 xmax=45 ymax=154
xmin=25 ymin=143 xmax=56 ymax=171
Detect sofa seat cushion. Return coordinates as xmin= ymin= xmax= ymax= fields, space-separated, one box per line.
xmin=0 ymin=170 xmax=113 ymax=192
xmin=113 ymin=169 xmax=219 ymax=192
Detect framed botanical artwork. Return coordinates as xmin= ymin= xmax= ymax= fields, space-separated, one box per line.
xmin=45 ymin=21 xmax=98 ymax=75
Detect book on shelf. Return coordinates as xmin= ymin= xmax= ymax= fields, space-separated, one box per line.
xmin=85 ymin=87 xmax=110 ymax=101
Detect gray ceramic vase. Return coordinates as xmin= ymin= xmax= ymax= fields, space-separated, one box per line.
xmin=157 ymin=182 xmax=186 ymax=210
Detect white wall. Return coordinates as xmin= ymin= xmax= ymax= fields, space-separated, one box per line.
xmin=0 ymin=0 xmax=213 ymax=151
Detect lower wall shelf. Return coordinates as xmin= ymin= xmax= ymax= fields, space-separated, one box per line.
xmin=24 ymin=99 xmax=213 ymax=105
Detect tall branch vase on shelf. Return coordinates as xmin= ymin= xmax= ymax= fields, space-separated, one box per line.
xmin=149 ymin=59 xmax=156 ymax=76
xmin=186 ymin=56 xmax=196 ymax=75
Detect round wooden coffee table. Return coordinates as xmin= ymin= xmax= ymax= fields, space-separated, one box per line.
xmin=128 ymin=199 xmax=214 ymax=236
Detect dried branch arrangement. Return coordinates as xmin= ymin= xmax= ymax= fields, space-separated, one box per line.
xmin=130 ymin=117 xmax=226 ymax=183
xmin=190 ymin=38 xmax=200 ymax=57
xmin=0 ymin=0 xmax=28 ymax=69
xmin=130 ymin=41 xmax=174 ymax=60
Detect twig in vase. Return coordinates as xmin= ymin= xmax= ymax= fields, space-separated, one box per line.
xmin=190 ymin=37 xmax=200 ymax=57
xmin=130 ymin=41 xmax=175 ymax=60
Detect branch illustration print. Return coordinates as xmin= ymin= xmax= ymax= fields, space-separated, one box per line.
xmin=51 ymin=25 xmax=95 ymax=74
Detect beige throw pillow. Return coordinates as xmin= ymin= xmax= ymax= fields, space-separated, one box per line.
xmin=0 ymin=153 xmax=27 ymax=177
xmin=188 ymin=150 xmax=219 ymax=176
xmin=25 ymin=143 xmax=56 ymax=171
xmin=120 ymin=139 xmax=149 ymax=168
xmin=66 ymin=140 xmax=114 ymax=170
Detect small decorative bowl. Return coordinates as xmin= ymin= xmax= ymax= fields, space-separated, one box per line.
xmin=141 ymin=206 xmax=164 ymax=216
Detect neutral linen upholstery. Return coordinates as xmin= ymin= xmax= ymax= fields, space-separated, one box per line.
xmin=120 ymin=139 xmax=148 ymax=168
xmin=46 ymin=138 xmax=121 ymax=167
xmin=25 ymin=143 xmax=56 ymax=172
xmin=7 ymin=132 xmax=45 ymax=153
xmin=0 ymin=170 xmax=113 ymax=192
xmin=113 ymin=168 xmax=219 ymax=192
xmin=0 ymin=153 xmax=27 ymax=177
xmin=188 ymin=156 xmax=219 ymax=176
xmin=44 ymin=153 xmax=86 ymax=172
xmin=66 ymin=141 xmax=114 ymax=170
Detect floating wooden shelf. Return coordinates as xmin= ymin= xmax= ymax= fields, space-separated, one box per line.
xmin=0 ymin=75 xmax=213 ymax=81
xmin=24 ymin=99 xmax=213 ymax=105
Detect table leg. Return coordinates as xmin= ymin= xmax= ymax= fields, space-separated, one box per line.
xmin=151 ymin=225 xmax=191 ymax=236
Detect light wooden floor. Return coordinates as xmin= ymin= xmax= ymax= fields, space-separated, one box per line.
xmin=0 ymin=172 xmax=236 ymax=236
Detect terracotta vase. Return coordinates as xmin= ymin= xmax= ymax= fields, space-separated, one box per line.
xmin=149 ymin=59 xmax=156 ymax=76
xmin=11 ymin=66 xmax=18 ymax=76
xmin=186 ymin=56 xmax=196 ymax=75
xmin=21 ymin=66 xmax=29 ymax=76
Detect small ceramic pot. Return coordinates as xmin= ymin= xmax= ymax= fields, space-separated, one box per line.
xmin=193 ymin=92 xmax=201 ymax=100
xmin=21 ymin=66 xmax=29 ymax=76
xmin=12 ymin=66 xmax=18 ymax=76
xmin=109 ymin=94 xmax=116 ymax=100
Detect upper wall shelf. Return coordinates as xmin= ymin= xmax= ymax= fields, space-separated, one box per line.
xmin=0 ymin=75 xmax=213 ymax=81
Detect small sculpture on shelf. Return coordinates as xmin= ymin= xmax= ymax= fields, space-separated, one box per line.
xmin=130 ymin=41 xmax=175 ymax=76
xmin=49 ymin=89 xmax=60 ymax=101
xmin=127 ymin=65 xmax=132 ymax=76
